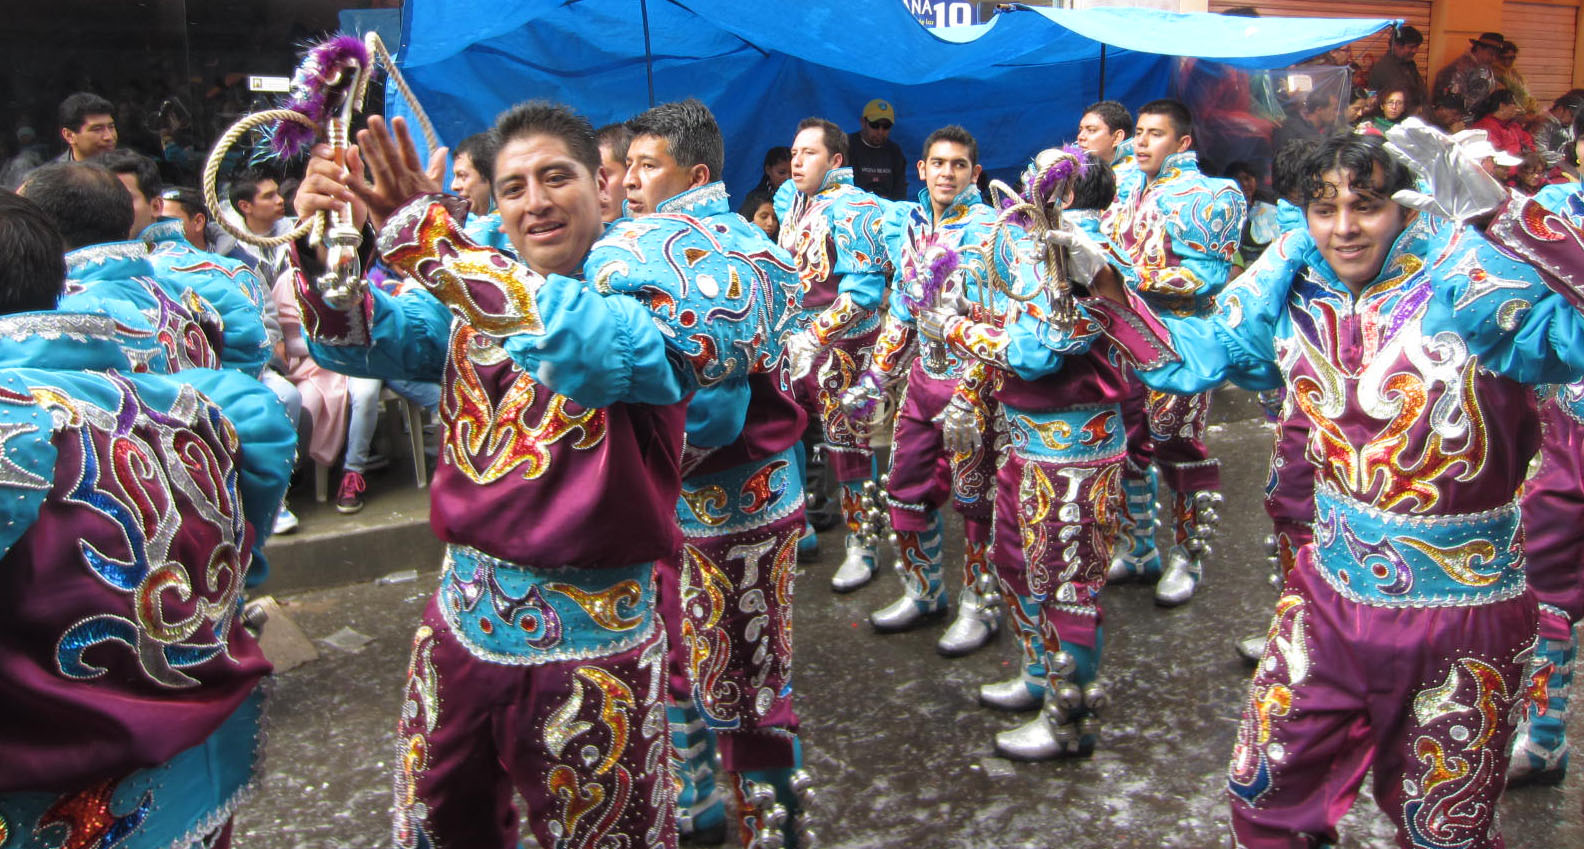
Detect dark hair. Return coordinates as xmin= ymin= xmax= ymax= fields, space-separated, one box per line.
xmin=1554 ymin=93 xmax=1584 ymax=114
xmin=1136 ymin=99 xmax=1193 ymax=140
xmin=1304 ymin=90 xmax=1337 ymax=114
xmin=1068 ymin=153 xmax=1117 ymax=211
xmin=0 ymin=192 xmax=68 ymax=314
xmin=97 ymin=148 xmax=161 ymax=203
xmin=738 ymin=188 xmax=775 ymax=220
xmin=228 ymin=167 xmax=275 ymax=211
xmin=795 ymin=117 xmax=848 ymax=162
xmin=921 ymin=125 xmax=978 ymax=167
xmin=763 ymin=146 xmax=791 ymax=170
xmin=1271 ymin=138 xmax=1318 ymax=202
xmin=161 ymin=185 xmax=209 ymax=221
xmin=19 ymin=162 xmax=134 ymax=249
xmin=1300 ymin=133 xmax=1414 ymax=208
xmin=454 ymin=132 xmax=498 ymax=184
xmin=1472 ymin=89 xmax=1518 ymax=122
xmin=57 ymin=91 xmax=114 ymax=132
xmin=1391 ymin=25 xmax=1423 ymax=47
xmin=1083 ymin=100 xmax=1133 ymax=138
xmin=1223 ymin=160 xmax=1257 ymax=181
xmin=1432 ymin=92 xmax=1465 ymax=112
xmin=492 ymin=100 xmax=602 ymax=176
xmin=626 ymin=98 xmax=724 ymax=182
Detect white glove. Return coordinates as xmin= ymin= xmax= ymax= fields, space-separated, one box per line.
xmin=1385 ymin=118 xmax=1509 ymax=223
xmin=785 ymin=329 xmax=820 ymax=380
xmin=939 ymin=395 xmax=983 ymax=455
xmin=1044 ymin=220 xmax=1110 ymax=286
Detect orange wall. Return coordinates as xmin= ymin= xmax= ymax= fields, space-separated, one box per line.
xmin=1427 ymin=0 xmax=1503 ymax=80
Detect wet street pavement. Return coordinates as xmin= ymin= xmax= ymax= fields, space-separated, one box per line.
xmin=237 ymin=415 xmax=1584 ymax=848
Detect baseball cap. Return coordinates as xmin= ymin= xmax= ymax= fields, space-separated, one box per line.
xmin=863 ymin=99 xmax=896 ymax=125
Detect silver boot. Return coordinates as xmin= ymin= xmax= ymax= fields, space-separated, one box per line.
xmin=1235 ymin=632 xmax=1268 ymax=664
xmin=994 ymin=704 xmax=1095 ymax=761
xmin=977 ymin=672 xmax=1045 ymax=712
xmin=1155 ymin=491 xmax=1223 ymax=607
xmin=936 ymin=585 xmax=999 ymax=657
xmin=830 ymin=536 xmax=877 ymax=592
xmin=869 ymin=591 xmax=946 ymax=632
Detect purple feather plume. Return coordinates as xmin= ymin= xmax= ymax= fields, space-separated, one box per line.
xmin=900 ymin=233 xmax=960 ymax=315
xmin=268 ymin=33 xmax=370 ymax=159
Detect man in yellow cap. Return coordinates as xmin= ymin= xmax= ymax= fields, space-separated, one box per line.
xmin=848 ymin=98 xmax=908 ymax=200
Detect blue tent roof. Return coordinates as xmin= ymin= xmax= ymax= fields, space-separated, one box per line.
xmin=388 ymin=1 xmax=1394 ymax=202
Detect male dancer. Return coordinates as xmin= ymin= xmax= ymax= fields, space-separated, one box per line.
xmin=0 ymin=191 xmax=294 ymax=849
xmin=1470 ymin=115 xmax=1584 ymax=786
xmin=777 ymin=118 xmax=890 ymax=591
xmin=917 ymin=148 xmax=1175 ymax=759
xmin=1076 ymin=100 xmax=1135 ymax=170
xmin=292 ymin=104 xmax=773 ymax=849
xmin=1124 ymin=129 xmax=1548 ymax=847
xmin=844 ymin=126 xmax=1007 ymax=654
xmin=1100 ymin=98 xmax=1245 ymax=606
xmin=619 ymin=99 xmax=812 ymax=848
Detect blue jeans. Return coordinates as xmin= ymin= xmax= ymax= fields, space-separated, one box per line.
xmin=344 ymin=378 xmax=442 ymax=473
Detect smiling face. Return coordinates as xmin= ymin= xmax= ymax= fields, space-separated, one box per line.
xmin=1133 ymin=113 xmax=1191 ymax=179
xmin=1306 ymin=165 xmax=1407 ymax=295
xmin=622 ymin=134 xmax=708 ymax=217
xmin=790 ymin=127 xmax=839 ymax=195
xmin=492 ymin=133 xmax=606 ymax=277
xmin=918 ymin=139 xmax=979 ymax=218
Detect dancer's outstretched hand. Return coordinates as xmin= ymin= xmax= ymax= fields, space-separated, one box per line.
xmin=344 ymin=115 xmax=449 ymax=229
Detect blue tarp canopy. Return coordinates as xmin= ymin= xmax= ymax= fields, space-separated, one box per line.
xmin=389 ymin=1 xmax=1394 ymax=202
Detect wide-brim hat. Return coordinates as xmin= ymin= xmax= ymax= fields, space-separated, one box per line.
xmin=1470 ymin=32 xmax=1505 ymax=50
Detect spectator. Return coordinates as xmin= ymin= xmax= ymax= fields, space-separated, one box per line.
xmin=1471 ymin=89 xmax=1534 ymax=158
xmin=160 ymin=185 xmax=255 ymax=266
xmin=55 ymin=91 xmax=118 ymax=163
xmin=1367 ymin=25 xmax=1427 ymax=105
xmin=0 ymin=127 xmax=45 ymax=190
xmin=449 ymin=132 xmax=495 ymax=218
xmin=1273 ymin=90 xmax=1337 ymax=151
xmin=1344 ymin=86 xmax=1374 ymax=124
xmin=1224 ymin=159 xmax=1276 ymax=270
xmin=595 ymin=122 xmax=632 ymax=221
xmin=738 ymin=188 xmax=777 ymax=242
xmin=1428 ymin=93 xmax=1469 ymax=135
xmin=1433 ymin=32 xmax=1503 ymax=117
xmin=229 ymin=167 xmax=293 ymax=284
xmin=847 ymin=98 xmax=907 ymax=200
xmin=1358 ymin=86 xmax=1416 ymax=135
xmin=96 ymin=148 xmax=163 ymax=238
xmin=1495 ymin=40 xmax=1538 ymax=114
xmin=753 ymin=145 xmax=791 ymax=194
xmin=1532 ymin=93 xmax=1584 ymax=168
xmin=1511 ymin=150 xmax=1553 ymax=194
xmin=1454 ymin=128 xmax=1523 ymax=181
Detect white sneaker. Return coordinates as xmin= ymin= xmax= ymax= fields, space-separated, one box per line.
xmin=273 ymin=504 xmax=300 ymax=535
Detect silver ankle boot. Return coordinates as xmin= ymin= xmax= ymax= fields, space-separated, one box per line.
xmin=936 ymin=586 xmax=999 ymax=657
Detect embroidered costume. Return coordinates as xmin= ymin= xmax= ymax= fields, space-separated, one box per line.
xmin=298 ymin=189 xmax=773 ymax=849
xmin=0 ymin=311 xmax=294 ymax=849
xmin=930 ymin=211 xmax=1178 ymax=760
xmin=774 ymin=167 xmax=890 ymax=590
xmin=854 ymin=184 xmax=1007 ymax=652
xmin=1137 ymin=212 xmax=1549 ymax=847
xmin=1100 ymin=150 xmax=1245 ymax=604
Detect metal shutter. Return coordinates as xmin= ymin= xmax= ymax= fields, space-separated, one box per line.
xmin=1207 ymin=1 xmax=1433 ymax=81
xmin=1502 ymin=1 xmax=1580 ymax=104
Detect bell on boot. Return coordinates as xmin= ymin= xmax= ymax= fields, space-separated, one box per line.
xmin=936 ymin=592 xmax=998 ymax=657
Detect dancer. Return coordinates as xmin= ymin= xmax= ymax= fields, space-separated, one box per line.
xmin=0 ymin=191 xmax=294 ymax=849
xmin=843 ymin=125 xmax=1003 ymax=655
xmin=1100 ymin=99 xmax=1246 ymax=606
xmin=292 ymin=104 xmax=774 ymax=849
xmin=919 ymin=147 xmax=1176 ymax=759
xmin=618 ymin=99 xmax=813 ymax=848
xmin=1123 ymin=128 xmax=1548 ymax=847
xmin=777 ymin=117 xmax=890 ymax=592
